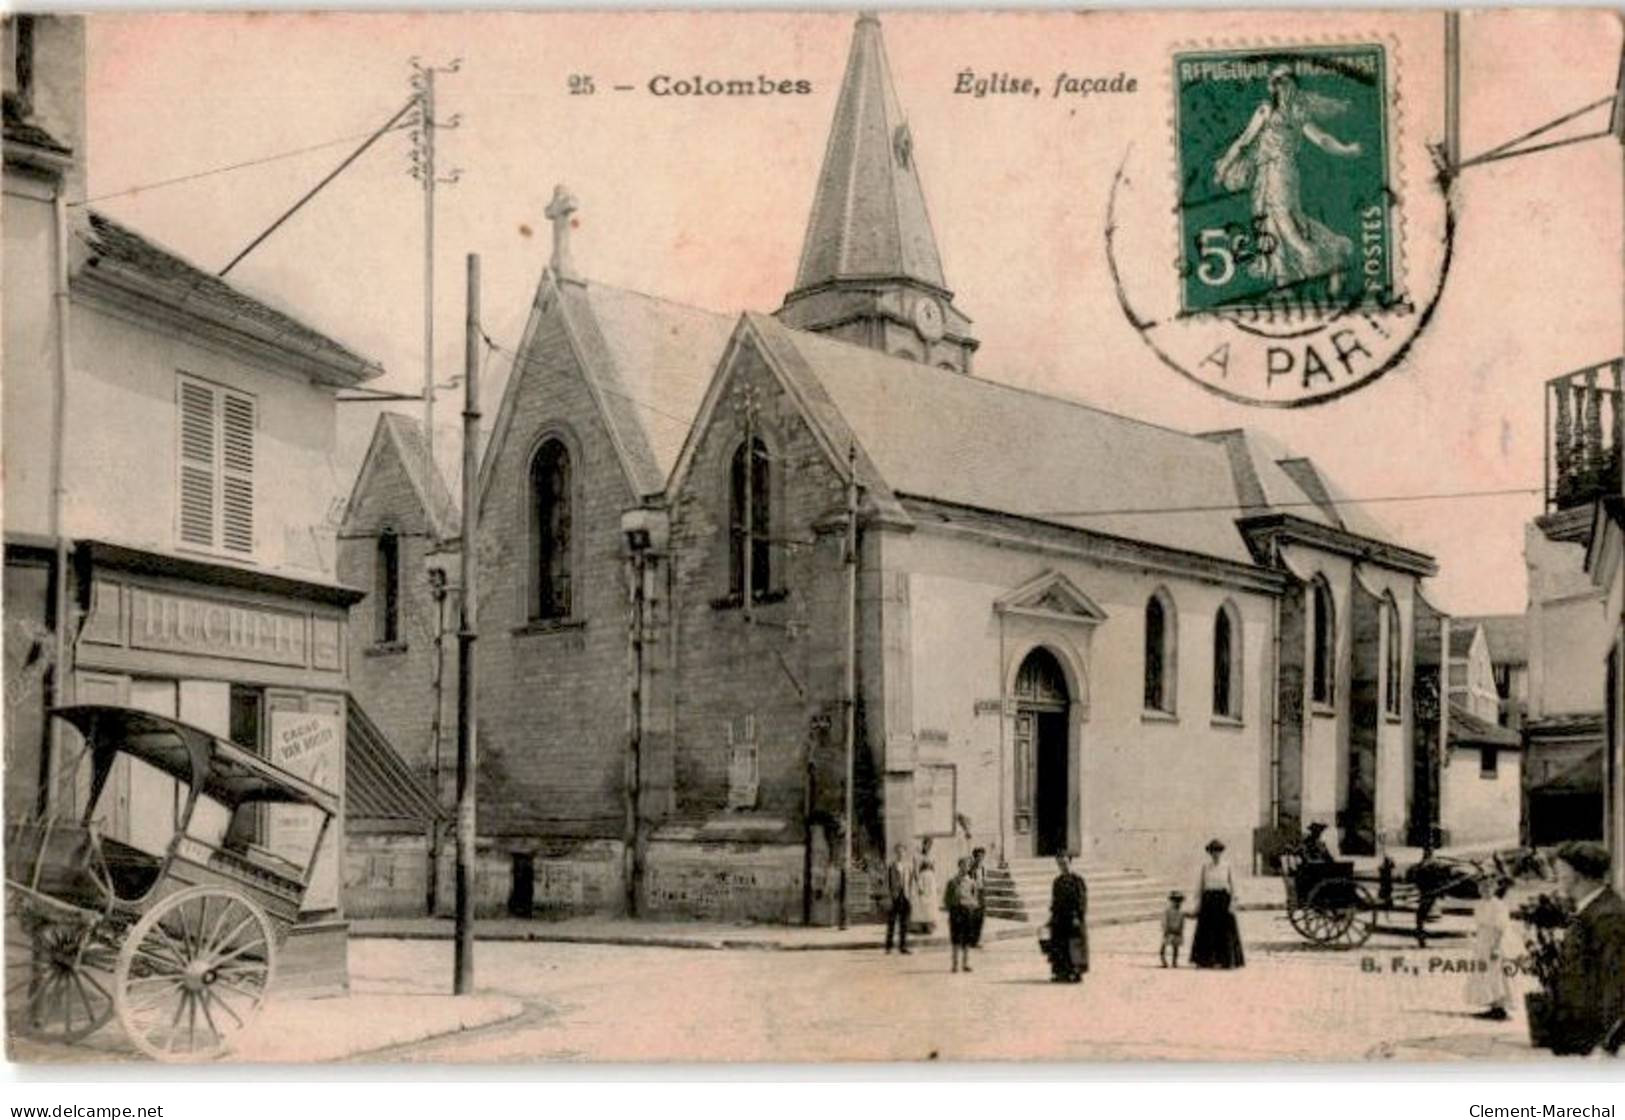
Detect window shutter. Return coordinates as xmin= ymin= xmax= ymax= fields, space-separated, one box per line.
xmin=177 ymin=379 xmax=218 ymax=548
xmin=221 ymin=392 xmax=256 ymax=554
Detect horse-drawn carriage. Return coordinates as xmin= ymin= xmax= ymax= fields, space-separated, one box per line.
xmin=5 ymin=705 xmax=338 ymax=1061
xmin=1281 ymin=845 xmax=1534 ymax=950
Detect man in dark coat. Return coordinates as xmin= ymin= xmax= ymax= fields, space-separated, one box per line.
xmin=1046 ymin=852 xmax=1088 ymax=983
xmin=1548 ymin=841 xmax=1625 ymax=1056
xmin=884 ymin=843 xmax=913 ymax=955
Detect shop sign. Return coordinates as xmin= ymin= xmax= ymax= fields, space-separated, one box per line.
xmin=267 ymin=710 xmax=342 ymax=911
xmin=128 ymin=587 xmax=307 ymax=667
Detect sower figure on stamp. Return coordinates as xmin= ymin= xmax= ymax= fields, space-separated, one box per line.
xmin=1213 ymin=65 xmax=1363 ymax=297
xmin=884 ymin=843 xmax=915 ymax=955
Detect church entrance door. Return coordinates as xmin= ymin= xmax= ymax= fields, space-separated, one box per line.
xmin=1014 ymin=648 xmax=1072 ymax=858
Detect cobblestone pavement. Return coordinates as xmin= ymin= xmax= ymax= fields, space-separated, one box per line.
xmin=353 ymin=910 xmax=1545 ymax=1064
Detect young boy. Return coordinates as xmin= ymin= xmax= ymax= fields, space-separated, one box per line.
xmin=1160 ymin=891 xmax=1186 ymax=968
xmin=946 ymin=857 xmax=978 ymax=973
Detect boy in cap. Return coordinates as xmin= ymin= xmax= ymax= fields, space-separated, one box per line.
xmin=1160 ymin=890 xmax=1187 ymax=967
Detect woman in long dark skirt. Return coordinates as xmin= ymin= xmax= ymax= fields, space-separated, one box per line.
xmin=1189 ymin=838 xmax=1245 ymax=969
xmin=1045 ymin=852 xmax=1089 ymax=982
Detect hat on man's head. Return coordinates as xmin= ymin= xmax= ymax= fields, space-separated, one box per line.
xmin=1306 ymin=822 xmax=1328 ymax=835
xmin=1205 ymin=838 xmax=1226 ymax=854
xmin=1554 ymin=840 xmax=1612 ymax=882
xmin=1168 ymin=890 xmax=1185 ymax=901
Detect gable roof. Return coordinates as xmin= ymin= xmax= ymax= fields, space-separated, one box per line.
xmin=80 ymin=211 xmax=381 ymax=386
xmin=1455 ymin=613 xmax=1526 ymax=666
xmin=743 ymin=314 xmax=1256 ymax=563
xmin=479 ymin=272 xmax=733 ymax=504
xmin=790 ymin=13 xmax=946 ymax=295
xmin=343 ymin=412 xmax=458 ymax=540
xmin=1446 ymin=701 xmax=1521 ymax=749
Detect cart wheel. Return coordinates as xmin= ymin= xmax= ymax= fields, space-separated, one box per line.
xmin=1298 ymin=896 xmax=1353 ymax=946
xmin=4 ymin=893 xmax=118 ymax=1043
xmin=113 ymin=886 xmax=277 ymax=1062
xmin=1306 ymin=879 xmax=1376 ymax=949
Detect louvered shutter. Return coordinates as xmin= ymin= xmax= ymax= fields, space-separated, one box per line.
xmin=177 ymin=379 xmax=217 ymax=548
xmin=221 ymin=392 xmax=255 ymax=554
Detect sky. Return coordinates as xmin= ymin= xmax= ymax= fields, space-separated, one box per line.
xmin=83 ymin=9 xmax=1625 ymax=614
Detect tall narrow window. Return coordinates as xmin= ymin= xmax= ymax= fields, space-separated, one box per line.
xmin=729 ymin=438 xmax=771 ymax=600
xmin=1312 ymin=578 xmax=1335 ymax=706
xmin=376 ymin=528 xmax=401 ymax=644
xmin=177 ymin=375 xmax=255 ymax=557
xmin=1144 ymin=590 xmax=1177 ymax=714
xmin=528 ymin=440 xmax=572 ymax=620
xmin=1213 ymin=602 xmax=1242 ymax=719
xmin=1383 ymin=594 xmax=1403 ymax=717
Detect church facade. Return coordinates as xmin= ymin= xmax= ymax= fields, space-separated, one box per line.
xmin=343 ymin=13 xmax=1442 ymax=922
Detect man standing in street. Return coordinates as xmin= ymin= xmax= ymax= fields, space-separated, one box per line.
xmin=1548 ymin=841 xmax=1625 ymax=1056
xmin=885 ymin=843 xmax=914 ymax=954
xmin=968 ymin=847 xmax=988 ymax=948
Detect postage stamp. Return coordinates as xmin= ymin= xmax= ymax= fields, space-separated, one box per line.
xmin=1174 ymin=45 xmax=1394 ymax=316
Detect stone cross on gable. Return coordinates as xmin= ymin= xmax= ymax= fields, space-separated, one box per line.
xmin=545 ymin=184 xmax=579 ymax=281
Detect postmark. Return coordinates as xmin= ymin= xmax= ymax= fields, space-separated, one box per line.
xmin=1107 ymin=36 xmax=1452 ymax=408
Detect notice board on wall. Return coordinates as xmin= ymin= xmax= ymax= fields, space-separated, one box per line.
xmin=915 ymin=763 xmax=957 ymax=837
xmin=267 ymin=709 xmax=341 ymax=912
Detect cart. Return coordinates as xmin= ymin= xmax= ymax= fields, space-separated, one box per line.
xmin=1281 ymin=845 xmax=1524 ymax=950
xmin=5 ymin=705 xmax=338 ymax=1061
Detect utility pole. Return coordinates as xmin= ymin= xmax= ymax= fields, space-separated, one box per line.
xmin=839 ymin=444 xmax=858 ymax=930
xmin=453 ymin=253 xmax=480 ymax=995
xmin=409 ymin=58 xmax=462 ymax=476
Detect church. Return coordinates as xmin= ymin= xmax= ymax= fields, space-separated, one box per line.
xmin=342 ymin=12 xmax=1442 ymax=923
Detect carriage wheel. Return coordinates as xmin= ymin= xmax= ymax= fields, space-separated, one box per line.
xmin=1294 ymin=894 xmax=1353 ymax=946
xmin=113 ymin=886 xmax=277 ymax=1062
xmin=1306 ymin=879 xmax=1376 ymax=949
xmin=4 ymin=893 xmax=118 ymax=1043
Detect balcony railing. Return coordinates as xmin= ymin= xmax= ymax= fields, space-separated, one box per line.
xmin=1546 ymin=359 xmax=1624 ymax=512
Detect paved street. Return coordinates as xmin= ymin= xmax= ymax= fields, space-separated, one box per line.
xmin=9 ymin=910 xmax=1549 ymax=1065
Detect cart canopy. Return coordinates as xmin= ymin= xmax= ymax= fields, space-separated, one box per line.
xmin=50 ymin=704 xmax=340 ymax=817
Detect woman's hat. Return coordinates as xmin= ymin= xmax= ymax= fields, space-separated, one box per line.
xmin=1205 ymin=838 xmax=1226 ymax=854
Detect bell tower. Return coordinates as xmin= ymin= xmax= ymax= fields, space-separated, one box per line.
xmin=776 ymin=12 xmax=978 ymax=373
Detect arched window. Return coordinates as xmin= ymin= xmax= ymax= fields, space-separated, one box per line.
xmin=1213 ymin=601 xmax=1242 ymax=720
xmin=375 ymin=528 xmax=400 ymax=644
xmin=1384 ymin=594 xmax=1403 ymax=717
xmin=528 ymin=439 xmax=572 ymax=621
xmin=729 ymin=438 xmax=771 ymax=600
xmin=1144 ymin=589 xmax=1177 ymax=714
xmin=1311 ymin=578 xmax=1336 ymax=706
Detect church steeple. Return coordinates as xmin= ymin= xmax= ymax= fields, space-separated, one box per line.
xmin=777 ymin=12 xmax=977 ymax=373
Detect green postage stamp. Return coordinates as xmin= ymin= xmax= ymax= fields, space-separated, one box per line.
xmin=1175 ymin=45 xmax=1393 ymax=315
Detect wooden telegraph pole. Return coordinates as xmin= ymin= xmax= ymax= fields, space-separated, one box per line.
xmin=839 ymin=444 xmax=858 ymax=930
xmin=454 ymin=253 xmax=481 ymax=994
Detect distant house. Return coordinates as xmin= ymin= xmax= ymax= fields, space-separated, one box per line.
xmin=1416 ymin=619 xmax=1523 ymax=846
xmin=1454 ymin=614 xmax=1527 ymax=728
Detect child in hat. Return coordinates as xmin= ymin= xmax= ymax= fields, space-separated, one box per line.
xmin=1160 ymin=891 xmax=1187 ymax=967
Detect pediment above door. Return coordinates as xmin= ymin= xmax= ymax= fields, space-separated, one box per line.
xmin=994 ymin=570 xmax=1108 ymax=627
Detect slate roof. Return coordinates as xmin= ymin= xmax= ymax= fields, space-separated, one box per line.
xmin=374 ymin=413 xmax=459 ymax=539
xmin=791 ymin=13 xmax=945 ymax=294
xmin=565 ymin=280 xmax=736 ymax=492
xmin=3 ymin=96 xmax=69 ymax=154
xmin=1453 ymin=614 xmax=1527 ymax=666
xmin=347 ymin=700 xmax=443 ymax=825
xmin=81 ymin=211 xmax=381 ymax=384
xmin=1446 ymin=701 xmax=1521 ymax=748
xmin=743 ymin=314 xmax=1411 ymax=568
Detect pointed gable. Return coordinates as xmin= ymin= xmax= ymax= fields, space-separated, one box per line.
xmin=995 ymin=571 xmax=1108 ymax=626
xmin=342 ymin=412 xmax=457 ymax=540
xmin=790 ymin=12 xmax=946 ymax=293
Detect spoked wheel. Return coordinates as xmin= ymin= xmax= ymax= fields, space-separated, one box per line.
xmin=1292 ymin=897 xmax=1353 ymax=946
xmin=4 ymin=891 xmax=118 ymax=1043
xmin=114 ymin=886 xmax=277 ymax=1062
xmin=1307 ymin=879 xmax=1377 ymax=949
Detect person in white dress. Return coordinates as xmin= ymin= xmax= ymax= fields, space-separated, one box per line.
xmin=1467 ymin=877 xmax=1515 ymax=1020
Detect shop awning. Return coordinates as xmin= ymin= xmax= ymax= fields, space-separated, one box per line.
xmin=346 ymin=700 xmax=444 ymax=826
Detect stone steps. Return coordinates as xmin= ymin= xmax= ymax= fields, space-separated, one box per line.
xmin=983 ymin=859 xmax=1176 ymax=926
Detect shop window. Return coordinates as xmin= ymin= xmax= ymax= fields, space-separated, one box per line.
xmin=528 ymin=439 xmax=572 ymax=621
xmin=1311 ymin=578 xmax=1336 ymax=707
xmin=375 ymin=528 xmax=401 ymax=644
xmin=1213 ymin=600 xmax=1242 ymax=720
xmin=728 ymin=438 xmax=772 ymax=602
xmin=177 ymin=374 xmax=256 ymax=558
xmin=1144 ymin=589 xmax=1177 ymax=715
xmin=1480 ymin=747 xmax=1499 ymax=778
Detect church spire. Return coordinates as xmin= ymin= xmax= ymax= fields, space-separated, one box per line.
xmin=778 ymin=12 xmax=977 ymax=372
